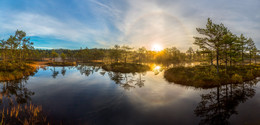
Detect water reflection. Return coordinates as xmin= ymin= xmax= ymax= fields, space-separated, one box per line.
xmin=0 ymin=77 xmax=35 ymax=105
xmin=0 ymin=75 xmax=48 ymax=124
xmin=107 ymin=72 xmax=146 ymax=90
xmin=152 ymin=65 xmax=163 ymax=75
xmin=51 ymin=67 xmax=59 ymax=78
xmin=135 ymin=73 xmax=145 ymax=88
xmin=61 ymin=67 xmax=66 ymax=76
xmin=194 ymin=79 xmax=259 ymax=125
xmin=76 ymin=64 xmax=101 ymax=76
xmin=38 ymin=65 xmax=260 ymax=124
xmin=74 ymin=64 xmax=148 ymax=90
xmin=1 ymin=65 xmax=259 ymax=124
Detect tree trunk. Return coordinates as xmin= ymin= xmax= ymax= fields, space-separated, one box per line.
xmin=249 ymin=52 xmax=252 ymax=65
xmin=210 ymin=52 xmax=213 ymax=65
xmin=241 ymin=47 xmax=244 ymax=65
xmin=229 ymin=50 xmax=232 ymax=66
xmin=225 ymin=45 xmax=227 ymax=72
xmin=216 ymin=48 xmax=219 ymax=74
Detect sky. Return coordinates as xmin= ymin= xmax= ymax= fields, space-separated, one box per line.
xmin=0 ymin=0 xmax=259 ymax=50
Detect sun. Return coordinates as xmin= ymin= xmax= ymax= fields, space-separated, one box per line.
xmin=152 ymin=44 xmax=163 ymax=52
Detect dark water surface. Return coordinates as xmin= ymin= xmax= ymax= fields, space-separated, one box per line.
xmin=1 ymin=65 xmax=260 ymax=125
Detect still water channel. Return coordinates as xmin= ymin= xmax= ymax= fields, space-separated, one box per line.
xmin=1 ymin=64 xmax=260 ymax=125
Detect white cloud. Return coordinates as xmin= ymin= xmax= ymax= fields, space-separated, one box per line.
xmin=0 ymin=11 xmax=113 ymax=46
xmin=93 ymin=0 xmax=260 ymax=50
xmin=1 ymin=0 xmax=259 ymax=50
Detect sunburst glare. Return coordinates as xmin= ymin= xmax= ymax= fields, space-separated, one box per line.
xmin=152 ymin=44 xmax=163 ymax=52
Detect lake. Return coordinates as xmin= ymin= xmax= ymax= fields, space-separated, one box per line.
xmin=1 ymin=65 xmax=260 ymax=125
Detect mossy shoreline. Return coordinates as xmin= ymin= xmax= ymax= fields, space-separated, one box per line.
xmin=102 ymin=63 xmax=150 ymax=73
xmin=0 ymin=64 xmax=37 ymax=81
xmin=164 ymin=65 xmax=260 ymax=88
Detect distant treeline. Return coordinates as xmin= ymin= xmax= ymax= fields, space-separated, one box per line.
xmin=26 ymin=41 xmax=259 ymax=65
xmin=0 ymin=18 xmax=259 ymax=66
xmin=26 ymin=46 xmax=206 ymax=64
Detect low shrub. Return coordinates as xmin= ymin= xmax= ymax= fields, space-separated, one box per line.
xmin=231 ymin=74 xmax=243 ymax=83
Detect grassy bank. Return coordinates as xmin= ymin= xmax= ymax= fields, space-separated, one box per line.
xmin=102 ymin=63 xmax=150 ymax=73
xmin=164 ymin=65 xmax=260 ymax=88
xmin=0 ymin=63 xmax=37 ymax=81
xmin=47 ymin=62 xmax=76 ymax=66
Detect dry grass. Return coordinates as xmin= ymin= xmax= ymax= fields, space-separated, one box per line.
xmin=0 ymin=103 xmax=49 ymax=125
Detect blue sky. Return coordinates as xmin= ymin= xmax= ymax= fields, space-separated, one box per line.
xmin=0 ymin=0 xmax=259 ymax=50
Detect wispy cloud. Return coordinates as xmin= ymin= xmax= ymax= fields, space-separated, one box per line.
xmin=0 ymin=0 xmax=259 ymax=50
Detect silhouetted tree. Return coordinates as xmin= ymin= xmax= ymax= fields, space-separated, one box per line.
xmin=194 ymin=18 xmax=229 ymax=73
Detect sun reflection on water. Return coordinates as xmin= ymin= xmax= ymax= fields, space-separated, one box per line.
xmin=154 ymin=66 xmax=161 ymax=70
xmin=152 ymin=65 xmax=163 ymax=75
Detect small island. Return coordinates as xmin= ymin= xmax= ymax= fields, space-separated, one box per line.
xmin=0 ymin=30 xmax=37 ymax=81
xmin=164 ymin=65 xmax=260 ymax=88
xmin=164 ymin=18 xmax=260 ymax=88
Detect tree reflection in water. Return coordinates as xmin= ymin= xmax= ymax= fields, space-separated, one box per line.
xmin=61 ymin=67 xmax=66 ymax=76
xmin=108 ymin=72 xmax=146 ymax=90
xmin=50 ymin=67 xmax=59 ymax=78
xmin=0 ymin=76 xmax=48 ymax=124
xmin=0 ymin=76 xmax=34 ymax=106
xmin=135 ymin=72 xmax=146 ymax=88
xmin=76 ymin=64 xmax=147 ymax=90
xmin=194 ymin=79 xmax=259 ymax=125
xmin=76 ymin=64 xmax=101 ymax=76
